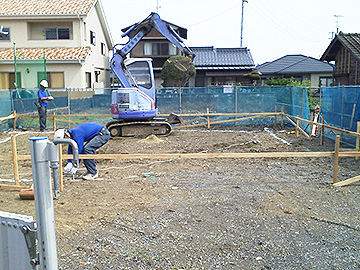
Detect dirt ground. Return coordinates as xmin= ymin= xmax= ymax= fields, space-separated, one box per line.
xmin=0 ymin=125 xmax=359 ymax=270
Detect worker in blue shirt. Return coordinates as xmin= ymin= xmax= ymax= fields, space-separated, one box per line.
xmin=54 ymin=122 xmax=110 ymax=180
xmin=37 ymin=80 xmax=54 ymax=131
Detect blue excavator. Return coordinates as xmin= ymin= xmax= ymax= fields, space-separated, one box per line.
xmin=106 ymin=12 xmax=195 ymax=137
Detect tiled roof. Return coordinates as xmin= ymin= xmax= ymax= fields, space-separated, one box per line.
xmin=257 ymin=55 xmax=333 ymax=74
xmin=0 ymin=47 xmax=91 ymax=60
xmin=0 ymin=0 xmax=95 ymax=16
xmin=321 ymin=32 xmax=360 ymax=62
xmin=190 ymin=47 xmax=255 ymax=68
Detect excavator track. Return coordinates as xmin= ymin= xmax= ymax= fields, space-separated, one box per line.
xmin=106 ymin=120 xmax=172 ymax=137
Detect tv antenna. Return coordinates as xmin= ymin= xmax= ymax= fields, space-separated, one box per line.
xmin=334 ymin=15 xmax=344 ymax=34
xmin=156 ymin=0 xmax=161 ymax=13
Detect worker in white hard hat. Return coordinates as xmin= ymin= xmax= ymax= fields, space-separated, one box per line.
xmin=37 ymin=80 xmax=54 ymax=131
xmin=54 ymin=122 xmax=110 ymax=180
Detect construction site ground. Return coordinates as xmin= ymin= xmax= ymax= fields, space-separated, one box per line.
xmin=0 ymin=125 xmax=359 ymax=270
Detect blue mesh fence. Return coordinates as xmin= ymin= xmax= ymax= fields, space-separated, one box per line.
xmin=0 ymin=90 xmax=12 ymax=131
xmin=321 ymin=86 xmax=360 ymax=147
xmin=0 ymin=86 xmax=310 ymax=131
xmin=157 ymin=86 xmax=310 ymax=128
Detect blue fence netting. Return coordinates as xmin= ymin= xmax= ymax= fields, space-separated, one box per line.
xmin=1 ymin=86 xmax=311 ymax=132
xmin=321 ymin=86 xmax=360 ymax=147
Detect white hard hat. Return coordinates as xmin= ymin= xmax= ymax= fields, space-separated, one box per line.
xmin=54 ymin=129 xmax=65 ymax=140
xmin=40 ymin=80 xmax=48 ymax=88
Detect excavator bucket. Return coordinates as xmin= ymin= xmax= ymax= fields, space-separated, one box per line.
xmin=166 ymin=113 xmax=185 ymax=125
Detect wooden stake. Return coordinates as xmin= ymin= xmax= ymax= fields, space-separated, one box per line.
xmin=274 ymin=106 xmax=277 ymax=127
xmin=333 ymin=135 xmax=340 ymax=184
xmin=281 ymin=107 xmax=284 ymax=128
xmin=206 ymin=108 xmax=210 ymax=129
xmin=11 ymin=135 xmax=20 ymax=186
xmin=356 ymin=121 xmax=360 ymax=160
xmin=296 ymin=115 xmax=299 ymax=137
xmin=58 ymin=144 xmax=64 ymax=192
xmin=309 ymin=112 xmax=314 ymax=140
xmin=53 ymin=111 xmax=56 ymax=131
xmin=84 ymin=112 xmax=87 ymax=122
xmin=320 ymin=115 xmax=325 ymax=145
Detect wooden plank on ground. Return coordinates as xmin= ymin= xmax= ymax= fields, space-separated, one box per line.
xmin=63 ymin=151 xmax=334 ymax=160
xmin=0 ymin=184 xmax=28 ymax=191
xmin=333 ymin=175 xmax=360 ymax=187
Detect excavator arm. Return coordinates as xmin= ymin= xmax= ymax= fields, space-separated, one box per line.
xmin=110 ymin=12 xmax=194 ymax=88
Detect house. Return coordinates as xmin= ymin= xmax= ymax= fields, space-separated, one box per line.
xmin=0 ymin=0 xmax=113 ymax=90
xmin=121 ymin=18 xmax=189 ymax=88
xmin=321 ymin=32 xmax=360 ymax=86
xmin=190 ymin=47 xmax=255 ymax=86
xmin=256 ymin=55 xmax=334 ymax=87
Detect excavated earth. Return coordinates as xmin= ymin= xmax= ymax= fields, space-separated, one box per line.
xmin=0 ymin=125 xmax=359 ymax=270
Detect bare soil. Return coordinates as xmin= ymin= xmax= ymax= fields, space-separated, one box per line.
xmin=0 ymin=125 xmax=359 ymax=270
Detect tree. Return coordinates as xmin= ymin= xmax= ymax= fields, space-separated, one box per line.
xmin=161 ymin=55 xmax=196 ymax=87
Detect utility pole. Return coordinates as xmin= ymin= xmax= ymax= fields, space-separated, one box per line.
xmin=240 ymin=0 xmax=248 ymax=47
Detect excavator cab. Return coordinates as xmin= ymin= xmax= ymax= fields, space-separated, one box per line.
xmin=110 ymin=58 xmax=157 ymax=121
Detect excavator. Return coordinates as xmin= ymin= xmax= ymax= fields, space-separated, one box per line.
xmin=106 ymin=12 xmax=195 ymax=137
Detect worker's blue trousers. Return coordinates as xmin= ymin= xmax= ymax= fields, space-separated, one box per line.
xmin=83 ymin=128 xmax=110 ymax=174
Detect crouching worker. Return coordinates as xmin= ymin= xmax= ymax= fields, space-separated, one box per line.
xmin=55 ymin=122 xmax=110 ymax=180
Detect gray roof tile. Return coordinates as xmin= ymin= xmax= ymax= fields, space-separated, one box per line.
xmin=257 ymin=55 xmax=333 ymax=74
xmin=190 ymin=47 xmax=255 ymax=68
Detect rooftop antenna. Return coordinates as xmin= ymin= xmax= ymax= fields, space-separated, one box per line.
xmin=334 ymin=15 xmax=344 ymax=34
xmin=240 ymin=0 xmax=248 ymax=47
xmin=156 ymin=0 xmax=161 ymax=13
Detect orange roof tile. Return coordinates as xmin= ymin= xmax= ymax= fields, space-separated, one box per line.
xmin=0 ymin=47 xmax=92 ymax=61
xmin=0 ymin=0 xmax=95 ymax=16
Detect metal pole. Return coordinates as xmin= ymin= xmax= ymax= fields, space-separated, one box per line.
xmin=29 ymin=137 xmax=58 ymax=270
xmin=240 ymin=0 xmax=247 ymax=47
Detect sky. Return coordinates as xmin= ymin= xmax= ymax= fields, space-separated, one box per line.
xmin=100 ymin=0 xmax=359 ymax=65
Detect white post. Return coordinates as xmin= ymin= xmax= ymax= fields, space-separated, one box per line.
xmin=29 ymin=137 xmax=58 ymax=270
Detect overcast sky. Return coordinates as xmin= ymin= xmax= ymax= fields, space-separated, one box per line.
xmin=101 ymin=0 xmax=358 ymax=65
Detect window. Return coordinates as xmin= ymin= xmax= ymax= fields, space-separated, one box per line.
xmin=0 ymin=27 xmax=10 ymax=41
xmin=319 ymin=77 xmax=334 ymax=87
xmin=37 ymin=72 xmax=64 ymax=88
xmin=144 ymin=42 xmax=177 ymax=56
xmin=86 ymin=72 xmax=91 ymax=88
xmin=126 ymin=61 xmax=152 ymax=89
xmin=90 ymin=31 xmax=96 ymax=45
xmin=45 ymin=28 xmax=70 ymax=40
xmin=101 ymin=42 xmax=106 ymax=55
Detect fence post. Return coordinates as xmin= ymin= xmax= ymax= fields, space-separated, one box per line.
xmin=320 ymin=115 xmax=325 ymax=145
xmin=11 ymin=135 xmax=20 ymax=186
xmin=53 ymin=112 xmax=56 ymax=131
xmin=207 ymin=108 xmax=210 ymax=129
xmin=281 ymin=107 xmax=284 ymax=128
xmin=274 ymin=106 xmax=277 ymax=127
xmin=333 ymin=135 xmax=340 ymax=184
xmin=309 ymin=112 xmax=314 ymax=140
xmin=13 ymin=110 xmax=16 ymax=130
